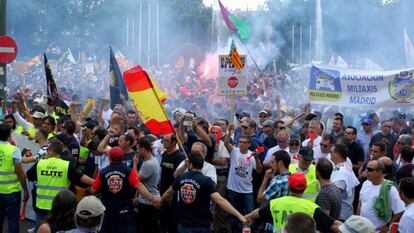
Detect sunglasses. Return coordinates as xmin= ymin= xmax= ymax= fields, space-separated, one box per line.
xmin=366 ymin=167 xmax=376 ymax=172
xmin=320 ymin=143 xmax=330 ymax=148
xmin=239 ymin=140 xmax=250 ymax=144
xmin=241 ymin=126 xmax=249 ymax=129
xmin=259 ymin=115 xmax=267 ymax=118
xmin=290 ymin=142 xmax=300 ymax=146
xmin=279 ymin=127 xmax=286 ymax=130
xmin=362 ymin=123 xmax=371 ymax=126
xmin=277 ymin=140 xmax=287 ymax=144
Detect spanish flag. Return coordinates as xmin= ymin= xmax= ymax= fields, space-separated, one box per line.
xmin=229 ymin=40 xmax=244 ymax=71
xmin=123 ymin=66 xmax=174 ymax=135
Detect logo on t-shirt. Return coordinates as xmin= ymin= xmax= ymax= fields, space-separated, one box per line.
xmin=108 ymin=175 xmax=123 ymax=194
xmin=181 ymin=183 xmax=197 ymax=204
xmin=235 ymin=157 xmax=250 ymax=178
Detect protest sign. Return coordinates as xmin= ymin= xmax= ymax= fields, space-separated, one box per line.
xmin=308 ymin=65 xmax=414 ymax=107
xmin=218 ymin=55 xmax=247 ymax=96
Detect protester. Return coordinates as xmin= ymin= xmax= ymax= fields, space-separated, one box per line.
xmin=37 ymin=189 xmax=77 ymax=233
xmin=66 ymin=195 xmax=106 ymax=233
xmin=26 ymin=139 xmax=93 ymax=230
xmin=398 ymin=177 xmax=414 ymax=233
xmin=90 ymin=147 xmax=160 ymax=233
xmin=0 ymin=124 xmax=29 ymax=233
xmin=161 ymin=152 xmax=248 ymax=232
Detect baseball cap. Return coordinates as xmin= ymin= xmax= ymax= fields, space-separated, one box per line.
xmin=288 ymin=172 xmax=307 ymax=192
xmin=76 ymin=196 xmax=106 ymax=219
xmin=109 ymin=147 xmax=124 ymax=162
xmin=361 ymin=117 xmax=373 ymax=125
xmin=299 ymin=147 xmax=314 ymax=161
xmin=259 ymin=110 xmax=268 ymax=115
xmin=289 ymin=134 xmax=301 ymax=142
xmin=31 ymin=111 xmax=45 ymax=119
xmin=262 ymin=119 xmax=275 ymax=127
xmin=338 ymin=215 xmax=375 ymax=233
xmin=235 ymin=111 xmax=250 ymax=119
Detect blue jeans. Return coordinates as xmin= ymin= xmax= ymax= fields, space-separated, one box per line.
xmin=178 ymin=224 xmax=211 ymax=233
xmin=226 ymin=189 xmax=253 ymax=233
xmin=0 ymin=191 xmax=21 ymax=233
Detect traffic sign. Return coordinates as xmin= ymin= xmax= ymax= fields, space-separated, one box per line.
xmin=0 ymin=36 xmax=17 ymax=64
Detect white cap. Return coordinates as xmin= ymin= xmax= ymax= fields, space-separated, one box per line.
xmin=338 ymin=215 xmax=375 ymax=233
xmin=31 ymin=111 xmax=45 ymax=119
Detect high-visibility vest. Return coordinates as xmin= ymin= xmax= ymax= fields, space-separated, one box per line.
xmin=0 ymin=143 xmax=20 ymax=194
xmin=14 ymin=125 xmax=36 ymax=138
xmin=270 ymin=196 xmax=319 ymax=233
xmin=288 ymin=164 xmax=319 ymax=202
xmin=36 ymin=157 xmax=70 ymax=210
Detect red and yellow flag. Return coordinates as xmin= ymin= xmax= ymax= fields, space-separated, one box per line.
xmin=229 ymin=40 xmax=243 ymax=71
xmin=123 ymin=66 xmax=174 ymax=135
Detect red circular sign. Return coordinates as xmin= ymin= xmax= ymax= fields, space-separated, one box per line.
xmin=0 ymin=36 xmax=18 ymax=64
xmin=227 ymin=76 xmax=238 ymax=88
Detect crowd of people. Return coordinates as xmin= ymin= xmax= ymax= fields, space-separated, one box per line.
xmin=0 ymin=61 xmax=414 ymax=233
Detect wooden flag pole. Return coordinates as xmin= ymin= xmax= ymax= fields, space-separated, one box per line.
xmin=230 ymin=95 xmax=234 ymax=124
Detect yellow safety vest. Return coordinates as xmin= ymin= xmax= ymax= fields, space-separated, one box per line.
xmin=270 ymin=196 xmax=319 ymax=233
xmin=14 ymin=125 xmax=24 ymax=134
xmin=288 ymin=164 xmax=319 ymax=202
xmin=0 ymin=143 xmax=21 ymax=194
xmin=36 ymin=157 xmax=70 ymax=210
xmin=14 ymin=125 xmax=36 ymax=138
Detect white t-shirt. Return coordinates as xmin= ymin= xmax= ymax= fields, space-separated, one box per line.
xmin=331 ymin=162 xmax=360 ymax=220
xmin=263 ymin=145 xmax=288 ymax=165
xmin=301 ymin=135 xmax=322 ymax=148
xmin=177 ymin=160 xmax=217 ymax=184
xmin=313 ymin=147 xmax=330 ymax=161
xmin=226 ymin=147 xmax=256 ymax=194
xmin=399 ymin=203 xmax=414 ymax=233
xmin=360 ymin=180 xmax=405 ymax=231
xmin=327 ymin=155 xmax=353 ymax=171
xmin=213 ymin=141 xmax=230 ymax=170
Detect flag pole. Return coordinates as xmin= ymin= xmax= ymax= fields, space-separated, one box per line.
xmin=234 ymin=35 xmax=264 ymax=79
xmin=292 ymin=24 xmax=295 ymax=64
xmin=156 ymin=1 xmax=160 ymax=68
xmin=126 ymin=16 xmax=129 ymax=47
xmin=300 ymin=24 xmax=302 ymax=65
xmin=147 ymin=1 xmax=151 ymax=66
xmin=139 ymin=0 xmax=142 ymax=64
xmin=230 ymin=95 xmax=234 ymax=124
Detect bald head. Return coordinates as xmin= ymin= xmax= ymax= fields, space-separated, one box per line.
xmin=378 ymin=157 xmax=392 ymax=175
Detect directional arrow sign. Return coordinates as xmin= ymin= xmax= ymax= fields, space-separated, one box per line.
xmin=0 ymin=36 xmax=18 ymax=64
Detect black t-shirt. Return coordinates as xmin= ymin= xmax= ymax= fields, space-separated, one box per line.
xmin=258 ymin=201 xmax=335 ymax=233
xmin=172 ymin=170 xmax=217 ymax=228
xmin=369 ymin=133 xmax=398 ymax=160
xmin=186 ymin=135 xmax=215 ymax=163
xmin=67 ymin=136 xmax=80 ymax=164
xmin=108 ymin=136 xmax=119 ymax=147
xmin=160 ymin=150 xmax=185 ymax=195
xmin=264 ymin=134 xmax=278 ymax=149
xmin=122 ymin=150 xmax=136 ymax=168
xmin=347 ymin=141 xmax=365 ymax=175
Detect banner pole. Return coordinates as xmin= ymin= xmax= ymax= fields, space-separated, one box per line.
xmin=230 ymin=95 xmax=234 ymax=125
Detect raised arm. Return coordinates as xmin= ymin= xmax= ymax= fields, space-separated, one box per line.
xmin=224 ymin=123 xmax=234 ymax=153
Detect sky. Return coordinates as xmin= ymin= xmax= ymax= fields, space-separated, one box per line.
xmin=203 ymin=0 xmax=267 ymax=10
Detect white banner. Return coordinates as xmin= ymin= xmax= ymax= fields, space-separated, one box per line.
xmin=218 ymin=55 xmax=247 ymax=96
xmin=308 ymin=65 xmax=414 ymax=107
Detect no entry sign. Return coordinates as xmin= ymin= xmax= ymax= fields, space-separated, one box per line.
xmin=0 ymin=36 xmax=17 ymax=64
